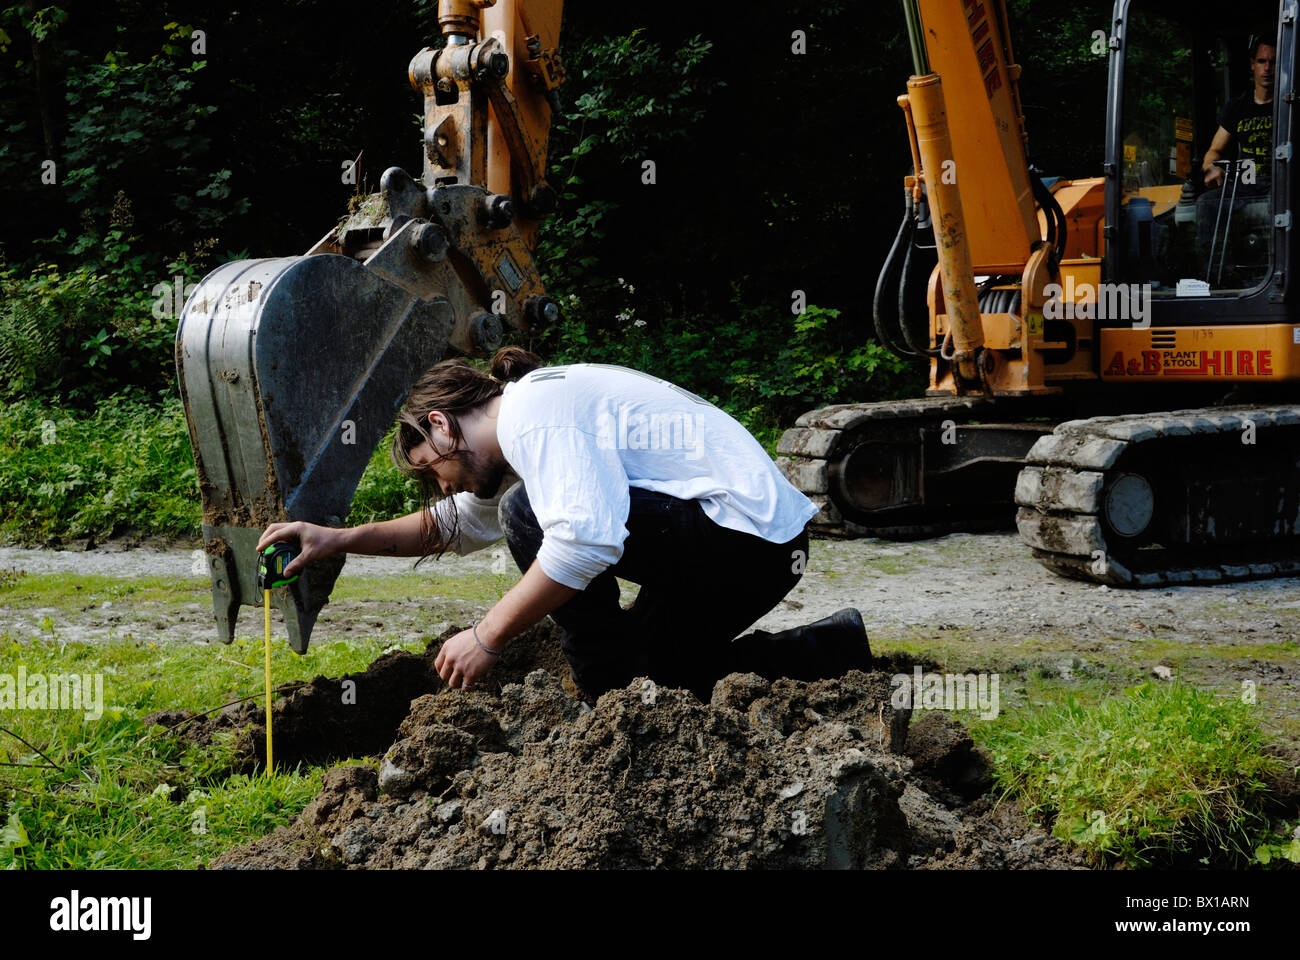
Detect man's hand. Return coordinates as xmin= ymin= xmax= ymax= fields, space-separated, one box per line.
xmin=256 ymin=521 xmax=345 ymax=578
xmin=1203 ymin=164 xmax=1224 ymax=189
xmin=435 ymin=560 xmax=578 ymax=691
xmin=435 ymin=627 xmax=501 ymax=689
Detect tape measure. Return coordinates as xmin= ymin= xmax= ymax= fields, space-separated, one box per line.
xmin=257 ymin=543 xmax=300 ymax=590
xmin=256 ymin=543 xmax=299 ymax=775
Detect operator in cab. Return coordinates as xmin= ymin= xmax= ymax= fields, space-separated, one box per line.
xmin=1202 ymin=38 xmax=1275 ymax=193
xmin=256 ymin=347 xmax=871 ymax=704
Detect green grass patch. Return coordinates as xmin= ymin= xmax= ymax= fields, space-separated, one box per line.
xmin=976 ymin=681 xmax=1298 ymax=867
xmin=0 ymin=572 xmax=209 ymax=611
xmin=0 ymin=569 xmax=513 ymax=620
xmin=1129 ymin=632 xmax=1300 ymax=664
xmin=872 ymin=626 xmax=1070 ymax=674
xmin=329 ymin=571 xmax=513 ymax=607
xmin=0 ymin=633 xmax=420 ymax=868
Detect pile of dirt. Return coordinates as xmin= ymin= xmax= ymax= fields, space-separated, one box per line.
xmin=144 ymin=622 xmax=578 ymax=773
xmin=197 ymin=626 xmax=1085 ymax=869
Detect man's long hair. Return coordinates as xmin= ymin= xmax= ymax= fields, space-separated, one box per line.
xmin=391 ymin=345 xmax=542 ymax=558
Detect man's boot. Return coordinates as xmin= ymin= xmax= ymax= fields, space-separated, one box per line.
xmin=730 ymin=608 xmax=872 ymax=681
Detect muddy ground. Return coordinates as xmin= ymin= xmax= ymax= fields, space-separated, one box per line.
xmin=154 ymin=622 xmax=1082 ymax=870
xmin=5 ymin=531 xmax=1300 ymax=868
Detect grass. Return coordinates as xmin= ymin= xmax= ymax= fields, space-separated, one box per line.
xmin=974 ymin=680 xmax=1298 ymax=867
xmin=861 ymin=555 xmax=919 ymax=575
xmin=0 ymin=569 xmax=514 ymax=614
xmin=875 ymin=631 xmax=1300 ymax=868
xmin=0 ymin=572 xmax=209 ymax=611
xmin=0 ymin=632 xmax=424 ymax=868
xmin=3 ymin=615 xmax=1297 ymax=867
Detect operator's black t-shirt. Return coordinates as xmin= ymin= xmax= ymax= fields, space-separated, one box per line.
xmin=1218 ymin=91 xmax=1274 ymax=191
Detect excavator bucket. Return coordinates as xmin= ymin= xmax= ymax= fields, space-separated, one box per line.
xmin=176 ymin=0 xmax=564 ymax=652
xmin=177 ymin=249 xmax=456 ymax=652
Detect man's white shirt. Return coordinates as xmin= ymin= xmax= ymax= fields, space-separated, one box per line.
xmin=431 ymin=363 xmax=817 ymax=589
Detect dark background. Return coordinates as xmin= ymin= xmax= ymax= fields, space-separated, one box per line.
xmin=0 ymin=0 xmax=1113 ymax=426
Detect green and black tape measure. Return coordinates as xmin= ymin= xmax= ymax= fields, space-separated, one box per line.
xmin=257 ymin=543 xmax=300 ymax=589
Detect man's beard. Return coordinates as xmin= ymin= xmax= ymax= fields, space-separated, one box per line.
xmin=459 ymin=447 xmax=507 ymax=499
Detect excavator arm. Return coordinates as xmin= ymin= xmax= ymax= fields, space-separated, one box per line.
xmin=176 ymin=0 xmax=564 ymax=652
xmin=888 ymin=0 xmax=1090 ymax=394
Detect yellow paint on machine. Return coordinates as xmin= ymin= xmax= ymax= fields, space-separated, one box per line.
xmin=1100 ymin=325 xmax=1300 ymax=381
xmin=917 ymin=0 xmax=1039 ymax=275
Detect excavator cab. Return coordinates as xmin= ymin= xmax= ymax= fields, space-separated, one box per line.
xmin=1110 ymin=0 xmax=1289 ymax=300
xmin=1100 ymin=0 xmax=1297 ymax=382
xmin=176 ymin=1 xmax=565 ymax=652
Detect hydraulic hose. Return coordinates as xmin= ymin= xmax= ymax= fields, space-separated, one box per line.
xmin=899 ymin=211 xmax=941 ymax=356
xmin=874 ymin=190 xmax=922 ymax=357
xmin=1031 ymin=171 xmax=1069 ymax=263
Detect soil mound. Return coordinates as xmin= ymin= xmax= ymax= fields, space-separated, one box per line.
xmin=198 ymin=626 xmax=1083 ymax=869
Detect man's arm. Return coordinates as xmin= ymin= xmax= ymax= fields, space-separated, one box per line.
xmin=340 ymin=511 xmax=433 ymax=556
xmin=1203 ymin=125 xmax=1233 ymax=187
xmin=434 ymin=559 xmax=578 ymax=689
xmin=258 ymin=509 xmax=434 ymax=577
xmin=259 ymin=476 xmax=516 ymax=577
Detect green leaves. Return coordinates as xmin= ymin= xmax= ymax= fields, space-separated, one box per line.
xmin=0 ymin=811 xmax=29 ymax=852
xmin=0 ymin=394 xmax=201 ymax=541
xmin=58 ymin=40 xmax=235 ymax=242
xmin=1254 ymin=826 xmax=1300 ymax=865
xmin=80 ymin=327 xmax=114 ymax=367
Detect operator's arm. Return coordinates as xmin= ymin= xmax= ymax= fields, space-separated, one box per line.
xmin=1203 ymin=126 xmax=1233 ymax=187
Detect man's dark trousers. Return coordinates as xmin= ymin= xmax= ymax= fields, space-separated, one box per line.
xmin=499 ymin=484 xmax=808 ymax=701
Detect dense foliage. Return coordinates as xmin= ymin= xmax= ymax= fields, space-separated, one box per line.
xmin=0 ymin=0 xmax=1116 ymax=534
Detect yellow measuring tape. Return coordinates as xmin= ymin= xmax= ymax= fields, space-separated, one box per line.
xmin=257 ymin=541 xmax=297 ymax=778
xmin=264 ymin=588 xmax=273 ymax=774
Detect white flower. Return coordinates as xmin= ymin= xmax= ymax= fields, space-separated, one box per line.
xmin=633 ymin=319 xmax=646 ymax=328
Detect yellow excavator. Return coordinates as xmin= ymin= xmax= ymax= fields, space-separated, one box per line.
xmin=179 ymin=0 xmax=1300 ymax=654
xmin=778 ymin=0 xmax=1300 ymax=588
xmin=176 ymin=0 xmax=564 ymax=651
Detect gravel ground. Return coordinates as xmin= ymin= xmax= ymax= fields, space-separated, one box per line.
xmin=6 ymin=532 xmax=1300 ymax=636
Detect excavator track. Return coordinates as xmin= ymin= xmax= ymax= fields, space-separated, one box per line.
xmin=1016 ymin=404 xmax=1300 ymax=586
xmin=777 ymin=395 xmax=1054 ymax=539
